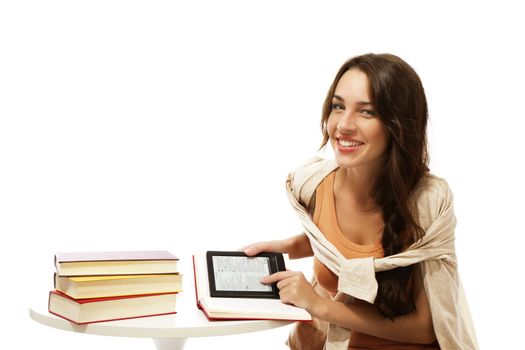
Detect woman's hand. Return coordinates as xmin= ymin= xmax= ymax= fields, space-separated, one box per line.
xmin=242 ymin=240 xmax=288 ymax=256
xmin=242 ymin=234 xmax=313 ymax=259
xmin=260 ymin=271 xmax=326 ymax=316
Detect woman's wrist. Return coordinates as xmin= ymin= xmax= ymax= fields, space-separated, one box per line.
xmin=282 ymin=237 xmax=295 ymax=255
xmin=308 ymin=296 xmax=332 ymax=320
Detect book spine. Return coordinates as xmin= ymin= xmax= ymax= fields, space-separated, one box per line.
xmin=49 ymin=310 xmax=177 ymax=325
xmin=192 ymin=255 xmax=202 ymax=309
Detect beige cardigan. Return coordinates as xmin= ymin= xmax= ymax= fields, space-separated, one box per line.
xmin=285 ymin=157 xmax=478 ymax=350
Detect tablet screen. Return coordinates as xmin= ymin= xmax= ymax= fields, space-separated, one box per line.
xmin=206 ymin=251 xmax=285 ymax=298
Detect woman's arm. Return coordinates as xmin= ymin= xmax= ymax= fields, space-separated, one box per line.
xmin=262 ymin=267 xmax=436 ymax=344
xmin=317 ymin=270 xmax=436 ymax=344
xmin=243 ymin=233 xmax=313 ymax=259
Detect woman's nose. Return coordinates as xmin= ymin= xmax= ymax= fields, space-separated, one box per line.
xmin=336 ymin=113 xmax=357 ymax=133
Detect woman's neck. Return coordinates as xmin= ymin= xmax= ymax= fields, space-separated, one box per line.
xmin=335 ymin=166 xmax=381 ymax=211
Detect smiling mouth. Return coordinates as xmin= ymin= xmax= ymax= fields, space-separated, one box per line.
xmin=337 ymin=139 xmax=364 ymax=147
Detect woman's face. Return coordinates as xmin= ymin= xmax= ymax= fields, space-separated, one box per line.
xmin=327 ymin=69 xmax=389 ymax=173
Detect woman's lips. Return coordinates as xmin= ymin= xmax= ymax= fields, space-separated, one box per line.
xmin=336 ymin=138 xmax=364 ymax=153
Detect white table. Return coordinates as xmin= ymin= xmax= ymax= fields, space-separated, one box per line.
xmin=29 ymin=257 xmax=294 ymax=350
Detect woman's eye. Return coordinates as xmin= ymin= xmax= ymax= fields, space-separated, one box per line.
xmin=331 ymin=103 xmax=345 ymax=111
xmin=361 ymin=109 xmax=376 ymax=117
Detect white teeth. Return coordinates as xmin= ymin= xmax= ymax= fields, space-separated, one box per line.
xmin=339 ymin=139 xmax=363 ymax=147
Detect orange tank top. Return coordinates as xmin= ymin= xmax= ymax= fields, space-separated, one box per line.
xmin=312 ymin=171 xmax=436 ymax=350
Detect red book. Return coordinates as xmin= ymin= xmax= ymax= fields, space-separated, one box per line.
xmin=48 ymin=290 xmax=177 ymax=324
xmin=55 ymin=250 xmax=179 ymax=276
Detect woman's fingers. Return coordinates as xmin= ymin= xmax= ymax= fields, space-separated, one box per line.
xmin=242 ymin=240 xmax=284 ymax=256
xmin=260 ymin=270 xmax=296 ymax=284
xmin=260 ymin=271 xmax=316 ymax=309
xmin=241 ymin=242 xmax=266 ymax=256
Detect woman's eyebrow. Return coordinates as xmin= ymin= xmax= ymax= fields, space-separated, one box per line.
xmin=333 ymin=94 xmax=345 ymax=102
xmin=333 ymin=94 xmax=373 ymax=106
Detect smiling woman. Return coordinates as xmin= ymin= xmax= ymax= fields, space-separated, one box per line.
xmin=244 ymin=53 xmax=478 ymax=350
xmin=319 ymin=54 xmax=431 ymax=321
xmin=326 ymin=69 xmax=389 ymax=172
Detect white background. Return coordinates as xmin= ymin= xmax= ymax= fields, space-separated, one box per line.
xmin=1 ymin=0 xmax=524 ymax=348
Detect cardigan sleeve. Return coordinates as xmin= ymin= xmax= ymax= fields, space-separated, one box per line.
xmin=417 ymin=180 xmax=479 ymax=349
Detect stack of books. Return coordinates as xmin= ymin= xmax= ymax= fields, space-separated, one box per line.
xmin=48 ymin=250 xmax=182 ymax=324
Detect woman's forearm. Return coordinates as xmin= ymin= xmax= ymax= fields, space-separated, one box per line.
xmin=284 ymin=233 xmax=314 ymax=259
xmin=312 ymin=298 xmax=436 ymax=344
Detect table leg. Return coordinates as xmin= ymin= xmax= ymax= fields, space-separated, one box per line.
xmin=152 ymin=338 xmax=188 ymax=350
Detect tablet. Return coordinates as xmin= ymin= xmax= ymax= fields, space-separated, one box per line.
xmin=206 ymin=251 xmax=286 ymax=298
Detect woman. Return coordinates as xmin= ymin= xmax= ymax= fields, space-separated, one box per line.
xmin=244 ymin=53 xmax=477 ymax=349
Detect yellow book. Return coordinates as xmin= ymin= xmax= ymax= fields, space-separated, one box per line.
xmin=55 ymin=273 xmax=183 ymax=299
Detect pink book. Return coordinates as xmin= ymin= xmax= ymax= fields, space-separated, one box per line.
xmin=55 ymin=250 xmax=179 ymax=276
xmin=55 ymin=250 xmax=178 ymax=262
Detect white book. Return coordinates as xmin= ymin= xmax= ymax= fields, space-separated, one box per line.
xmin=192 ymin=251 xmax=312 ymax=321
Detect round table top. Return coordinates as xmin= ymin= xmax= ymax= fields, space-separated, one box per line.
xmin=29 ymin=256 xmax=293 ymax=339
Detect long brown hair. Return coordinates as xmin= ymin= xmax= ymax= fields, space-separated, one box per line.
xmin=320 ymin=53 xmax=429 ymax=319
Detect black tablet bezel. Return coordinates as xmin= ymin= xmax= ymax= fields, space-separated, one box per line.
xmin=206 ymin=251 xmax=286 ymax=298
